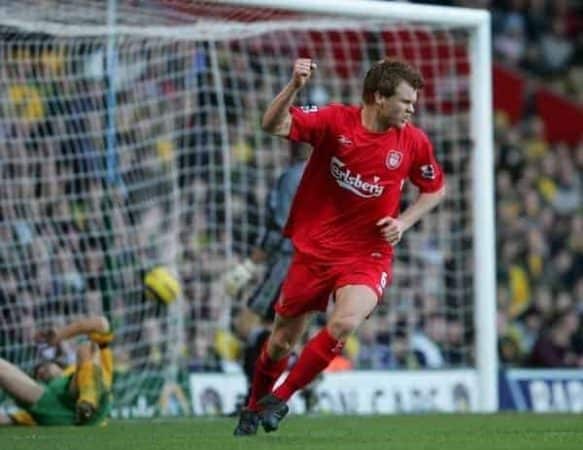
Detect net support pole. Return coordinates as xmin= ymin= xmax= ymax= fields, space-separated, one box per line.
xmin=101 ymin=0 xmax=120 ymax=321
xmin=209 ymin=41 xmax=235 ymax=329
xmin=208 ymin=41 xmax=234 ymax=264
xmin=106 ymin=0 xmax=119 ymax=186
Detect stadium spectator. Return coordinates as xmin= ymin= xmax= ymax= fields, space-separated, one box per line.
xmin=539 ymin=16 xmax=575 ymax=75
xmin=494 ymin=12 xmax=528 ymax=66
xmin=389 ymin=327 xmax=425 ymax=369
xmin=355 ymin=321 xmax=392 ymax=370
xmin=412 ymin=313 xmax=447 ymax=368
xmin=514 ymin=306 xmax=544 ymax=356
xmin=443 ymin=317 xmax=466 ymax=365
xmin=528 ymin=309 xmax=582 ymax=368
xmin=497 ymin=308 xmax=524 ymax=366
xmin=187 ymin=326 xmax=222 ymax=373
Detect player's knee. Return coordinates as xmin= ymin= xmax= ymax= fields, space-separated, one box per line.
xmin=328 ymin=317 xmax=359 ymax=340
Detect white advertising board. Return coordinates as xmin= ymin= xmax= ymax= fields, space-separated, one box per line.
xmin=189 ymin=370 xmax=478 ymax=415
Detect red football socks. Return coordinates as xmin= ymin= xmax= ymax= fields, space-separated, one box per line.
xmin=247 ymin=344 xmax=289 ymax=411
xmin=273 ymin=328 xmax=343 ymax=401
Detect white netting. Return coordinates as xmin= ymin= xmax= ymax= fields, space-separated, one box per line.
xmin=0 ymin=0 xmax=477 ymax=413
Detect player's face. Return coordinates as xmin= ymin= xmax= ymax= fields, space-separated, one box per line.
xmin=378 ymin=81 xmax=418 ymax=128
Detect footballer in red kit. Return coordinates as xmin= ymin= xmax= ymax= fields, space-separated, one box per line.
xmin=286 ymin=104 xmax=444 ymax=262
xmin=234 ymin=57 xmax=446 ymax=437
xmin=275 ymin=103 xmax=444 ymax=317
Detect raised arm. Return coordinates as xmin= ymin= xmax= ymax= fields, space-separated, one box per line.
xmin=59 ymin=316 xmax=110 ymax=340
xmin=262 ymin=58 xmax=315 ymax=137
xmin=37 ymin=316 xmax=110 ymax=346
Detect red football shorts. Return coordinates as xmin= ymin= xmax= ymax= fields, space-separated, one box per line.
xmin=274 ymin=252 xmax=393 ymax=318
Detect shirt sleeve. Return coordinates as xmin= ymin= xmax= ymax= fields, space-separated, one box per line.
xmin=408 ymin=129 xmax=445 ymax=193
xmin=288 ymin=105 xmax=335 ymax=145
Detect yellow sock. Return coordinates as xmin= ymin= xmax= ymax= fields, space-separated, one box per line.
xmin=76 ymin=361 xmax=98 ymax=407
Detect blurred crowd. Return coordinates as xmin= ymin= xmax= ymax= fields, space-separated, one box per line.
xmin=0 ymin=0 xmax=580 ymax=388
xmin=409 ymin=0 xmax=583 ymax=99
xmin=408 ymin=0 xmax=583 ymax=369
xmin=494 ymin=114 xmax=582 ymax=368
xmin=0 ymin=36 xmax=185 ymax=374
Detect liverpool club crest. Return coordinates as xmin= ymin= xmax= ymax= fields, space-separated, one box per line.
xmin=386 ymin=150 xmax=403 ymax=169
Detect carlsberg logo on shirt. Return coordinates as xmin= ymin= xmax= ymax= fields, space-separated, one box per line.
xmin=330 ymin=157 xmax=384 ymax=198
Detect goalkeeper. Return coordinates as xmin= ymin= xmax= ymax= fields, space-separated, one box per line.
xmin=224 ymin=142 xmax=310 ymax=406
xmin=0 ymin=315 xmax=114 ymax=426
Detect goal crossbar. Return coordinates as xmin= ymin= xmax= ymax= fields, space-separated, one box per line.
xmin=224 ymin=0 xmax=490 ymax=27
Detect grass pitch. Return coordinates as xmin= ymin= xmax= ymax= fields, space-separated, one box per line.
xmin=2 ymin=414 xmax=582 ymax=450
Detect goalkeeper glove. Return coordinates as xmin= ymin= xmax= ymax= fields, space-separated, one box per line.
xmin=223 ymin=259 xmax=258 ymax=297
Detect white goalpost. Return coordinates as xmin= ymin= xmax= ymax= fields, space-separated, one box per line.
xmin=0 ymin=0 xmax=496 ymax=414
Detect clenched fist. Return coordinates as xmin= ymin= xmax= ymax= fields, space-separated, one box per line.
xmin=377 ymin=216 xmax=405 ymax=246
xmin=291 ymin=58 xmax=317 ymax=90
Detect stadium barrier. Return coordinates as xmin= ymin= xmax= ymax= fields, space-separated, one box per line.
xmin=189 ymin=370 xmax=479 ymax=415
xmin=186 ymin=370 xmax=583 ymax=416
xmin=499 ymin=370 xmax=583 ymax=413
xmin=92 ymin=369 xmax=583 ymax=418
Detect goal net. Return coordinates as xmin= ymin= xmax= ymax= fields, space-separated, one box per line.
xmin=0 ymin=0 xmax=495 ymax=414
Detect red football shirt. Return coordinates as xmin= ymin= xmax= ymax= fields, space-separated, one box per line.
xmin=283 ymin=103 xmax=445 ymax=262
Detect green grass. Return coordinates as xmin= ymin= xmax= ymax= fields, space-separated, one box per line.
xmin=2 ymin=414 xmax=582 ymax=450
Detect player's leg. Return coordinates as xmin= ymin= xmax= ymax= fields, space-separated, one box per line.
xmin=242 ymin=326 xmax=271 ymax=406
xmin=234 ymin=259 xmax=295 ymax=436
xmin=231 ymin=307 xmax=270 ymax=414
xmin=0 ymin=358 xmax=44 ymax=406
xmin=235 ymin=255 xmax=290 ymax=410
xmin=234 ymin=306 xmax=269 ymax=403
xmin=260 ymin=258 xmax=390 ymax=432
xmin=246 ymin=253 xmax=323 ymax=411
xmin=234 ymin=312 xmax=310 ymax=436
xmin=235 ymin=255 xmax=332 ymax=436
xmin=327 ymin=285 xmax=379 ymax=341
xmin=247 ymin=312 xmax=310 ymax=410
xmin=261 ymin=285 xmax=377 ymax=432
xmin=69 ymin=342 xmax=103 ymax=424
